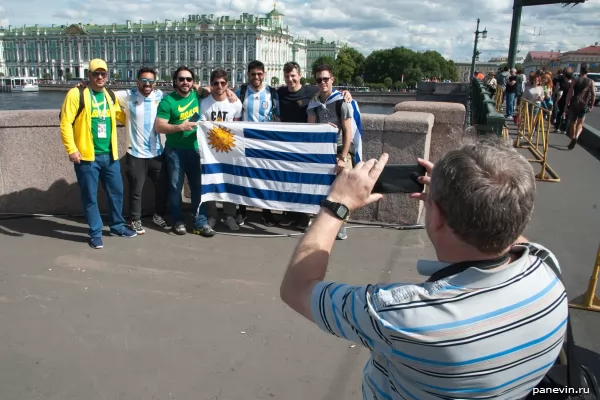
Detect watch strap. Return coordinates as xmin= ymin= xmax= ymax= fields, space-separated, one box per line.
xmin=321 ymin=199 xmax=350 ymax=220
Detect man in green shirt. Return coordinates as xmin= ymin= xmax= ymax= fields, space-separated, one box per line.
xmin=155 ymin=66 xmax=214 ymax=237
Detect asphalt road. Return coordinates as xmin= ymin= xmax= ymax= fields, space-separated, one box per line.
xmin=0 ymin=123 xmax=599 ymax=400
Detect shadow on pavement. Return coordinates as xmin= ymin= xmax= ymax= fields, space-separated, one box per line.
xmin=0 ymin=216 xmax=90 ymax=243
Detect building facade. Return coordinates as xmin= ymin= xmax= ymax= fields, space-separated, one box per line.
xmin=0 ymin=7 xmax=343 ymax=86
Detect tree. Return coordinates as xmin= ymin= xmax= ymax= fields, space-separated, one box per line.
xmin=113 ymin=72 xmax=121 ymax=80
xmin=334 ymin=46 xmax=366 ymax=84
xmin=300 ymin=77 xmax=307 ymax=85
xmin=383 ymin=77 xmax=393 ymax=89
xmin=353 ymin=76 xmax=364 ymax=87
xmin=311 ymin=56 xmax=337 ymax=76
xmin=65 ymin=73 xmax=73 ymax=81
xmin=271 ymin=76 xmax=280 ymax=86
xmin=362 ymin=46 xmax=459 ymax=86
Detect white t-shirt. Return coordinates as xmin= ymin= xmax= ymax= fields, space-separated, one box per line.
xmin=200 ymin=96 xmax=243 ymax=122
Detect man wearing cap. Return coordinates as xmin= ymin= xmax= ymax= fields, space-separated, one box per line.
xmin=59 ymin=58 xmax=137 ymax=249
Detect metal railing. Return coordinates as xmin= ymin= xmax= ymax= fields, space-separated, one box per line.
xmin=469 ymin=78 xmax=506 ymax=136
xmin=514 ymin=98 xmax=560 ymax=182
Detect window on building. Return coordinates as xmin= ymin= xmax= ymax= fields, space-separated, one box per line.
xmin=216 ymin=50 xmax=222 ymax=62
xmin=226 ymin=51 xmax=232 ymax=62
xmin=203 ymin=68 xmax=209 ymax=81
xmin=237 ymin=49 xmax=243 ymax=62
xmin=203 ymin=51 xmax=208 ymax=62
xmin=248 ymin=50 xmax=254 ymax=60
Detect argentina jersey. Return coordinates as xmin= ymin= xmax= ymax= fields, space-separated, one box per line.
xmin=115 ymin=88 xmax=164 ymax=158
xmin=236 ymin=85 xmax=279 ymax=122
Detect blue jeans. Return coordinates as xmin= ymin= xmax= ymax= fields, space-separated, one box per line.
xmin=74 ymin=153 xmax=126 ymax=238
xmin=505 ymin=93 xmax=516 ymax=117
xmin=164 ymin=146 xmax=207 ymax=229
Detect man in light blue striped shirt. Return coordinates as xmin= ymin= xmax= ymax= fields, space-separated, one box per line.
xmin=234 ymin=60 xmax=280 ymax=227
xmin=114 ymin=67 xmax=171 ymax=235
xmin=281 ymin=137 xmax=567 ymax=400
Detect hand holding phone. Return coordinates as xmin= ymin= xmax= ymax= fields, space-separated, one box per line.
xmin=372 ymin=164 xmax=426 ymax=194
xmin=188 ymin=112 xmax=201 ymax=123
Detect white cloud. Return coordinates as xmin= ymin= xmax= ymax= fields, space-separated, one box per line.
xmin=1 ymin=0 xmax=598 ymax=62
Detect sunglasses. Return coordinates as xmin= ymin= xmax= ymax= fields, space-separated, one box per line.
xmin=139 ymin=78 xmax=155 ymax=85
xmin=316 ymin=77 xmax=331 ymax=84
xmin=178 ymin=77 xmax=193 ymax=82
xmin=92 ymin=71 xmax=108 ymax=78
xmin=212 ymin=81 xmax=227 ymax=87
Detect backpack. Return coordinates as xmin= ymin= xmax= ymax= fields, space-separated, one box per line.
xmin=572 ymin=77 xmax=594 ymax=111
xmin=238 ymin=83 xmax=278 ymax=121
xmin=59 ymin=86 xmax=117 ymax=125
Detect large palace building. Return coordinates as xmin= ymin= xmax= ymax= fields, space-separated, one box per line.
xmin=0 ymin=6 xmax=343 ymax=86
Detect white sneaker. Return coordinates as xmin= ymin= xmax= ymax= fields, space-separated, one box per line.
xmin=223 ymin=216 xmax=240 ymax=231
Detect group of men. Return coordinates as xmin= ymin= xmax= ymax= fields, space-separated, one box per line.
xmin=59 ymin=58 xmax=359 ymax=249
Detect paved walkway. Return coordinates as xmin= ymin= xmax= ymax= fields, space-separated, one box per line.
xmin=0 ymin=113 xmax=599 ymax=399
xmin=502 ymin=103 xmax=600 ymax=372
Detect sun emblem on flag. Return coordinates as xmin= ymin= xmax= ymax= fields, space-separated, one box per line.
xmin=208 ymin=125 xmax=236 ymax=153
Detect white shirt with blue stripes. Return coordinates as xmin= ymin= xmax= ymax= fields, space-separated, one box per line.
xmin=115 ymin=88 xmax=164 ymax=159
xmin=234 ymin=84 xmax=279 ymax=122
xmin=309 ymin=243 xmax=567 ymax=400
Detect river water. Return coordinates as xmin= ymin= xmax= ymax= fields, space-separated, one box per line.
xmin=0 ymin=91 xmax=395 ymax=115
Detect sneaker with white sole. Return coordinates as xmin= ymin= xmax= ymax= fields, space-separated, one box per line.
xmin=130 ymin=220 xmax=145 ymax=235
xmin=110 ymin=227 xmax=137 ymax=238
xmin=235 ymin=212 xmax=246 ymax=226
xmin=153 ymin=214 xmax=172 ymax=230
xmin=173 ymin=224 xmax=187 ymax=235
xmin=223 ymin=216 xmax=240 ymax=231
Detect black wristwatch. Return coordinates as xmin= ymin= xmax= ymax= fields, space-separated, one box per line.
xmin=320 ymin=199 xmax=350 ymax=221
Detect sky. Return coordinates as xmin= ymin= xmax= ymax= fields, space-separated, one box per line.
xmin=0 ymin=0 xmax=598 ymax=62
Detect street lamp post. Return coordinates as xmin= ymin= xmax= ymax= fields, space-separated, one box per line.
xmin=470 ymin=19 xmax=488 ymax=80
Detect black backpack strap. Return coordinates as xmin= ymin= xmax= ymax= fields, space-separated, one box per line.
xmin=269 ymin=85 xmax=278 ymax=120
xmin=72 ymin=86 xmax=86 ymax=122
xmin=239 ymin=83 xmax=248 ymax=106
xmin=519 ymin=243 xmax=581 ymax=390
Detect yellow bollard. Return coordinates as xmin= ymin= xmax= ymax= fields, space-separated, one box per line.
xmin=569 ymin=245 xmax=600 ymax=312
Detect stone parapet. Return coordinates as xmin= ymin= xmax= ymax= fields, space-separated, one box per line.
xmin=0 ymin=110 xmax=156 ymax=216
xmin=0 ymin=110 xmax=432 ymax=225
xmin=394 ymin=101 xmax=465 ymax=163
xmin=351 ymin=112 xmax=433 ymax=225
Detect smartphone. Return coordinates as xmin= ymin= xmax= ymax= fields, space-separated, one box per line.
xmin=372 ymin=164 xmax=426 ymax=194
xmin=188 ymin=112 xmax=201 ymax=123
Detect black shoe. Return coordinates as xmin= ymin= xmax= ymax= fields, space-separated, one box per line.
xmin=262 ymin=213 xmax=277 ymax=227
xmin=568 ymin=138 xmax=577 ymax=150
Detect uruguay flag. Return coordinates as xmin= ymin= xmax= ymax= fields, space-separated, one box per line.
xmin=197 ymin=121 xmax=338 ymax=214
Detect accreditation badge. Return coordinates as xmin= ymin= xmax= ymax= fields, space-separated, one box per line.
xmin=98 ymin=123 xmax=107 ymax=139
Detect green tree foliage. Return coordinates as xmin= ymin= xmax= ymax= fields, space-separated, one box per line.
xmin=311 ymin=56 xmax=337 ymax=77
xmin=362 ymin=47 xmax=458 ymax=86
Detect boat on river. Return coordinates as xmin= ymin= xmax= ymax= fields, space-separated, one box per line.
xmin=0 ymin=76 xmax=40 ymax=93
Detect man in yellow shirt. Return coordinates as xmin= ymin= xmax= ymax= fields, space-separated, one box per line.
xmin=59 ymin=59 xmax=137 ymax=249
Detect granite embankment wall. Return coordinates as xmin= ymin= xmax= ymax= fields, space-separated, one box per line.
xmin=0 ymin=103 xmax=465 ymax=225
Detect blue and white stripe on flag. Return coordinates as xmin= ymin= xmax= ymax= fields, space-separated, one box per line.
xmin=198 ymin=121 xmax=338 ymax=214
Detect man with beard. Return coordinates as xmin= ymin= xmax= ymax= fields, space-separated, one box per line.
xmin=76 ymin=67 xmax=172 ymax=235
xmin=155 ymin=66 xmax=215 ymax=238
xmin=117 ymin=67 xmax=172 ymax=235
xmin=234 ymin=60 xmax=280 ymax=227
xmin=276 ymin=61 xmax=352 ymax=229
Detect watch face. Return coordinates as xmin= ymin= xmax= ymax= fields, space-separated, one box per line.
xmin=336 ymin=205 xmax=348 ymax=219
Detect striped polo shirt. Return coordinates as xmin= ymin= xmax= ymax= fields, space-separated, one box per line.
xmin=235 ymin=85 xmax=279 ymax=122
xmin=309 ymin=243 xmax=567 ymax=400
xmin=115 ymin=88 xmax=164 ymax=158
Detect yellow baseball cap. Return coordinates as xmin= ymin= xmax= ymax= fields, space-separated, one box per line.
xmin=89 ymin=59 xmax=108 ymax=72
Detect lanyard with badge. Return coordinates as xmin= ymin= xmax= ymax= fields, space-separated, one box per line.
xmin=91 ymin=90 xmax=107 ymax=139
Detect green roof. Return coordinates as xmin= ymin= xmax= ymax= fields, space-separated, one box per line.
xmin=266 ymin=7 xmax=284 ymax=17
